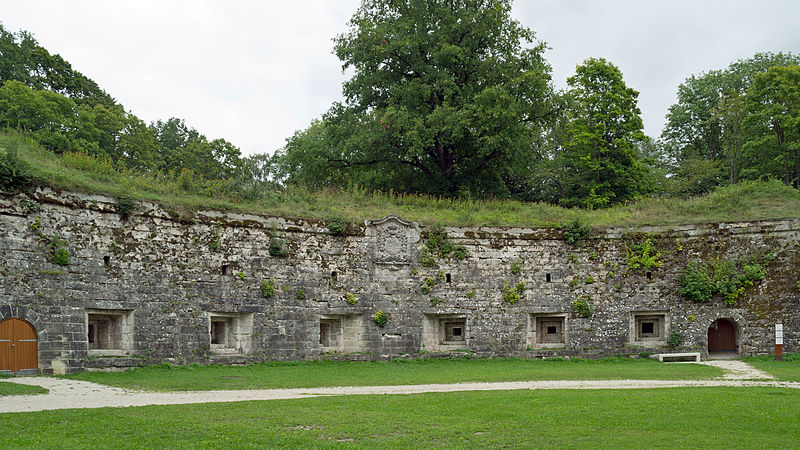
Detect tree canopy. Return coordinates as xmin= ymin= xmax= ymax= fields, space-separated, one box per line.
xmin=283 ymin=0 xmax=554 ymax=197
xmin=661 ymin=52 xmax=800 ymax=194
xmin=559 ymin=58 xmax=651 ymax=208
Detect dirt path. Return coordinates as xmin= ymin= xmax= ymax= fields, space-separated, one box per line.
xmin=0 ymin=361 xmax=794 ymax=414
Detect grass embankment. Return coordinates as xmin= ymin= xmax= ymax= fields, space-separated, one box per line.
xmin=1 ymin=388 xmax=798 ymax=447
xmin=0 ymin=381 xmax=47 ymax=396
xmin=4 ymin=130 xmax=800 ymax=228
xmin=744 ymin=353 xmax=800 ymax=381
xmin=63 ymin=358 xmax=722 ymax=391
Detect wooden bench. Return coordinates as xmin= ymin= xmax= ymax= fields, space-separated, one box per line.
xmin=657 ymin=352 xmax=701 ymax=362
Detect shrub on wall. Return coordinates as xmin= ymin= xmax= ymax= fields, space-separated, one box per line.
xmin=668 ymin=330 xmax=684 ymax=349
xmin=419 ymin=224 xmax=468 ymax=266
xmin=268 ymin=237 xmax=288 ymax=257
xmin=372 ymin=310 xmax=388 ymax=327
xmin=624 ymin=236 xmax=662 ymax=273
xmin=327 ymin=218 xmax=347 ymax=236
xmin=260 ymin=278 xmax=277 ymax=298
xmin=563 ymin=219 xmax=591 ymax=245
xmin=501 ymin=281 xmax=526 ymax=304
xmin=679 ymin=255 xmax=768 ymax=306
xmin=572 ymin=296 xmax=593 ymax=318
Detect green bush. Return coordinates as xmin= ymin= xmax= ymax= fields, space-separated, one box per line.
xmin=419 ymin=247 xmax=436 ymax=267
xmin=0 ymin=144 xmax=33 ymax=192
xmin=501 ymin=281 xmax=526 ymax=304
xmin=116 ymin=196 xmax=135 ymax=218
xmin=625 ymin=236 xmax=662 ymax=273
xmin=572 ymin=296 xmax=593 ymax=318
xmin=679 ymin=262 xmax=714 ymax=302
xmin=268 ymin=237 xmax=288 ymax=257
xmin=668 ymin=331 xmax=683 ymax=350
xmin=680 ymin=256 xmax=768 ymax=306
xmin=372 ymin=310 xmax=388 ymax=327
xmin=260 ymin=279 xmax=277 ymax=298
xmin=296 ymin=289 xmax=306 ymax=300
xmin=50 ymin=247 xmax=70 ymax=266
xmin=327 ymin=218 xmax=347 ymax=236
xmin=344 ymin=292 xmax=358 ymax=305
xmin=563 ymin=219 xmax=591 ymax=245
xmin=421 ymin=224 xmax=468 ymax=264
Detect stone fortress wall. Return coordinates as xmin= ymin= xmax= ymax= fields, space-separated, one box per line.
xmin=1 ymin=189 xmax=798 ymax=373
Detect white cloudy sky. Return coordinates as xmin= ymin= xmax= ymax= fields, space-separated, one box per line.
xmin=1 ymin=1 xmax=799 ymax=156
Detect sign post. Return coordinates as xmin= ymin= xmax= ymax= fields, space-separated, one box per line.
xmin=775 ymin=324 xmax=783 ymax=361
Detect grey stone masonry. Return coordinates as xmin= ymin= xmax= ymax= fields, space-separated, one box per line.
xmin=1 ymin=188 xmax=798 ymax=373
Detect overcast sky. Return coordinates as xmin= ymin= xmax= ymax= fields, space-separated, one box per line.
xmin=1 ymin=1 xmax=799 ymax=156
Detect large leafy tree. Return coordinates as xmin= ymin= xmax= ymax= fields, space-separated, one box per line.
xmin=559 ymin=58 xmax=650 ymax=208
xmin=284 ymin=0 xmax=554 ymax=197
xmin=0 ymin=24 xmax=115 ymax=108
xmin=662 ymin=52 xmax=800 ymax=193
xmin=743 ymin=65 xmax=800 ymax=187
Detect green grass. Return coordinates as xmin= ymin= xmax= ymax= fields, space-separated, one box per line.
xmin=62 ymin=358 xmax=723 ymax=391
xmin=0 ymin=381 xmax=48 ymax=396
xmin=4 ymin=130 xmax=800 ymax=228
xmin=744 ymin=353 xmax=800 ymax=381
xmin=1 ymin=388 xmax=798 ymax=447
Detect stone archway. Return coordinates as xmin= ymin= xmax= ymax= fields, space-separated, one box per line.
xmin=708 ymin=318 xmax=738 ymax=355
xmin=0 ymin=317 xmax=39 ymax=375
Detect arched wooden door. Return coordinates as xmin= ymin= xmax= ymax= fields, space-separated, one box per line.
xmin=708 ymin=319 xmax=737 ymax=353
xmin=0 ymin=318 xmax=39 ymax=375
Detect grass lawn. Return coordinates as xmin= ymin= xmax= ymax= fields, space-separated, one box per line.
xmin=62 ymin=358 xmax=723 ymax=391
xmin=0 ymin=388 xmax=798 ymax=447
xmin=744 ymin=353 xmax=800 ymax=381
xmin=0 ymin=381 xmax=47 ymax=396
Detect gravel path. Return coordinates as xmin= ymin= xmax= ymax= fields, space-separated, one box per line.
xmin=1 ymin=361 xmax=794 ymax=414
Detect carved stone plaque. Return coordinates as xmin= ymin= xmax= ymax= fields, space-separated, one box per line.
xmin=365 ymin=215 xmax=419 ymax=268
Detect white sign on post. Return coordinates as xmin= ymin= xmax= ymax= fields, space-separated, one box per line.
xmin=776 ymin=324 xmax=783 ymax=345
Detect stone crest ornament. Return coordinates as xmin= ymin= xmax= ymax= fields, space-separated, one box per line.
xmin=364 ymin=215 xmax=420 ymax=268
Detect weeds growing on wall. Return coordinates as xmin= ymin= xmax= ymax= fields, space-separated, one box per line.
xmin=668 ymin=331 xmax=684 ymax=350
xmin=563 ymin=219 xmax=591 ymax=245
xmin=268 ymin=237 xmax=288 ymax=257
xmin=260 ymin=279 xmax=277 ymax=298
xmin=679 ymin=255 xmax=769 ymax=305
xmin=573 ymin=296 xmax=593 ymax=318
xmin=624 ymin=235 xmax=662 ymax=273
xmin=501 ymin=281 xmax=526 ymax=304
xmin=372 ymin=310 xmax=388 ymax=327
xmin=344 ymin=292 xmax=358 ymax=305
xmin=116 ymin=196 xmax=135 ymax=219
xmin=419 ymin=224 xmax=468 ymax=267
xmin=327 ymin=218 xmax=347 ymax=236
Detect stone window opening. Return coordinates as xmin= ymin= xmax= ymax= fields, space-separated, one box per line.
xmin=208 ymin=313 xmax=254 ymax=355
xmin=103 ymin=255 xmax=110 ymax=266
xmin=631 ymin=312 xmax=668 ymax=345
xmin=444 ymin=320 xmax=465 ymax=342
xmin=331 ymin=271 xmax=337 ymax=281
xmin=445 ymin=273 xmax=452 ymax=283
xmin=422 ymin=314 xmax=468 ymax=351
xmin=86 ymin=309 xmax=134 ymax=356
xmin=546 ymin=273 xmax=551 ymax=283
xmin=646 ymin=271 xmax=652 ymax=280
xmin=529 ymin=314 xmax=567 ymax=348
xmin=221 ymin=264 xmax=228 ymax=276
xmin=319 ymin=314 xmax=362 ymax=353
xmin=211 ymin=318 xmax=231 ymax=346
